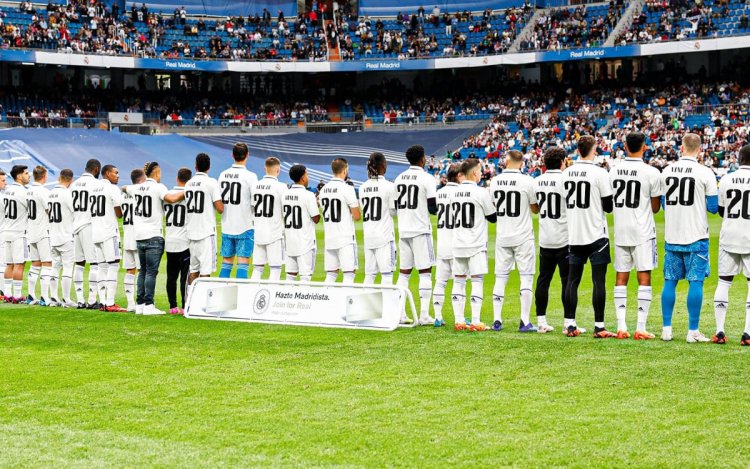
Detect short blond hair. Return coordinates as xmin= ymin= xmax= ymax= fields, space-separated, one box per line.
xmin=682 ymin=133 xmax=701 ymax=155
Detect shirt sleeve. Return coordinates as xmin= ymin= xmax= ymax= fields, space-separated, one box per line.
xmin=598 ymin=171 xmax=613 ymax=198
xmin=156 ymin=183 xmax=169 ymax=200
xmin=718 ymin=178 xmax=726 ymax=208
xmin=480 ymin=190 xmax=495 ymax=216
xmin=704 ymin=169 xmax=719 ymax=197
xmin=649 ymin=170 xmax=662 ymax=197
xmin=423 ymin=174 xmax=437 ymax=199
xmin=345 ymin=186 xmax=359 ymax=208
xmin=110 ymin=185 xmax=123 ymax=207
xmin=526 ymin=178 xmax=538 ymax=205
xmin=306 ymin=192 xmax=319 ymax=217
xmin=210 ymin=181 xmax=222 ymax=203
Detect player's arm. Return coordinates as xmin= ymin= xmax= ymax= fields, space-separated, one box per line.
xmin=163 ymin=190 xmax=184 ymax=204
xmin=705 ymin=172 xmax=719 ymax=215
xmin=599 ymin=174 xmax=614 ymax=213
xmin=211 ymin=183 xmax=224 ymax=214
xmin=649 ymin=171 xmax=662 ymax=214
xmin=425 ymin=177 xmax=438 ymax=215
xmin=527 ymin=181 xmax=539 ymax=214
xmin=346 ymin=187 xmax=361 ymax=221
xmin=650 ymin=196 xmax=661 ymax=214
xmin=306 ymin=194 xmax=321 ymax=224
xmin=482 ymin=192 xmax=497 ymax=223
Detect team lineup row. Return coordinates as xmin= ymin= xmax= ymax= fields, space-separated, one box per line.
xmin=1 ymin=137 xmax=750 ymax=343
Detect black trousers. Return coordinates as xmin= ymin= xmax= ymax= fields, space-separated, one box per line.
xmin=166 ymin=249 xmax=190 ymax=309
xmin=535 ymin=246 xmax=569 ymax=317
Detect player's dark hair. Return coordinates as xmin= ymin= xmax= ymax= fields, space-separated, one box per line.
xmin=460 ymin=158 xmax=481 ymax=176
xmin=625 ymin=132 xmax=646 ymax=154
xmin=131 ymin=168 xmax=146 ymax=183
xmin=195 ymin=153 xmax=211 ymax=173
xmin=232 ymin=142 xmax=249 ymax=162
xmin=85 ymin=158 xmax=101 ymax=175
xmin=446 ymin=163 xmax=461 ymax=183
xmin=59 ymin=168 xmax=74 ymax=181
xmin=32 ymin=165 xmax=47 ymax=181
xmin=289 ymin=164 xmax=307 ymax=183
xmin=331 ymin=158 xmax=348 ymax=175
xmin=740 ymin=144 xmax=750 ymax=166
xmin=577 ymin=135 xmax=596 ymax=158
xmin=101 ymin=164 xmax=116 ymax=177
xmin=544 ymin=146 xmax=566 ymax=170
xmin=177 ymin=167 xmax=192 ymax=183
xmin=0 ymin=168 xmax=5 ymax=176
xmin=143 ymin=162 xmax=159 ymax=177
xmin=367 ymin=152 xmax=386 ymax=178
xmin=10 ymin=164 xmax=27 ymax=180
xmin=405 ymin=144 xmax=425 ymax=165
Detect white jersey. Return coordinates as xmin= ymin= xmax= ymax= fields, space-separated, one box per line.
xmin=489 ymin=169 xmax=537 ymax=247
xmin=26 ymin=182 xmax=51 ymax=243
xmin=184 ymin=172 xmax=222 ymax=242
xmin=609 ymin=157 xmax=661 ymax=247
xmin=218 ymin=164 xmax=258 ymax=235
xmin=452 ymin=181 xmax=495 ymax=257
xmin=165 ymin=187 xmax=189 ymax=253
xmin=0 ymin=190 xmax=4 ymax=232
xmin=533 ymin=169 xmax=568 ymax=249
xmin=48 ymin=184 xmax=74 ymax=247
xmin=436 ymin=182 xmax=460 ymax=260
xmin=319 ymin=178 xmax=358 ymax=250
xmin=90 ymin=181 xmax=122 ymax=243
xmin=662 ymin=156 xmax=718 ymax=245
xmin=2 ymin=182 xmax=28 ymax=242
xmin=563 ymin=160 xmax=612 ymax=245
xmin=253 ymin=175 xmax=287 ymax=245
xmin=393 ymin=166 xmax=437 ymax=239
xmin=70 ymin=173 xmax=101 ymax=234
xmin=121 ymin=193 xmax=136 ymax=251
xmin=718 ymin=165 xmax=750 ymax=254
xmin=358 ymin=176 xmax=396 ymax=249
xmin=125 ymin=178 xmax=169 ymax=241
xmin=283 ymin=184 xmax=319 ymax=257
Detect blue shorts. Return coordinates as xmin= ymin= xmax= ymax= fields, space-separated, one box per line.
xmin=663 ymin=241 xmax=710 ymax=282
xmin=221 ymin=229 xmax=254 ymax=258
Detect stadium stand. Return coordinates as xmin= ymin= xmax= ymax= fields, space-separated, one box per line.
xmin=519 ymin=3 xmax=623 ymax=51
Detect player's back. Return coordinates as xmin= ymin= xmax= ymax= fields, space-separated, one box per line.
xmin=26 ymin=183 xmax=50 ymax=244
xmin=185 ymin=172 xmax=221 ymax=241
xmin=283 ymin=184 xmax=318 ymax=256
xmin=662 ymin=156 xmax=717 ymax=245
xmin=609 ymin=158 xmax=661 ymax=247
xmin=218 ymin=165 xmax=258 ymax=236
xmin=452 ymin=181 xmax=495 ymax=257
xmin=319 ymin=178 xmax=357 ymax=250
xmin=128 ymin=179 xmax=168 ymax=240
xmin=436 ymin=182 xmax=459 ymax=259
xmin=358 ymin=176 xmax=396 ymax=249
xmin=393 ymin=166 xmax=436 ymax=238
xmin=121 ymin=193 xmax=135 ymax=250
xmin=563 ymin=160 xmax=611 ymax=246
xmin=489 ymin=169 xmax=536 ymax=247
xmin=2 ymin=182 xmax=27 ymax=239
xmin=48 ymin=185 xmax=74 ymax=246
xmin=70 ymin=173 xmax=100 ymax=233
xmin=718 ymin=166 xmax=750 ymax=253
xmin=90 ymin=181 xmax=122 ymax=243
xmin=533 ymin=169 xmax=568 ymax=249
xmin=253 ymin=175 xmax=286 ymax=245
xmin=164 ymin=186 xmax=188 ymax=253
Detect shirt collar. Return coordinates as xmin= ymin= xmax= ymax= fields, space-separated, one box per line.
xmin=81 ymin=173 xmax=94 ymax=178
xmin=146 ymin=177 xmax=157 ymax=183
xmin=503 ymin=169 xmax=520 ymax=173
xmin=624 ymin=157 xmax=642 ymax=162
xmin=12 ymin=181 xmax=24 ymax=187
xmin=32 ymin=182 xmax=43 ymax=186
xmin=194 ymin=172 xmax=208 ymax=177
xmin=446 ymin=182 xmax=458 ymax=187
xmin=263 ymin=175 xmax=278 ymax=181
xmin=681 ymin=156 xmax=697 ymax=162
xmin=231 ymin=164 xmax=245 ymax=169
xmin=740 ymin=165 xmax=750 ymax=170
xmin=408 ymin=166 xmax=424 ymax=171
xmin=369 ymin=175 xmax=386 ymax=180
xmin=172 ymin=186 xmax=185 ymax=191
xmin=292 ymin=184 xmax=306 ymax=189
xmin=545 ymin=169 xmax=562 ymax=173
xmin=575 ymin=159 xmax=594 ymax=165
xmin=54 ymin=184 xmax=66 ymax=189
xmin=331 ymin=177 xmax=345 ymax=182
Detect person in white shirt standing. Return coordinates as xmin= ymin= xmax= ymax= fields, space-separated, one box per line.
xmin=609 ymin=132 xmax=662 ymax=340
xmin=533 ymin=147 xmax=569 ymax=334
xmin=394 ymin=145 xmax=438 ymax=325
xmin=91 ymin=165 xmax=126 ymax=312
xmin=660 ymin=133 xmax=718 ymax=343
xmin=563 ymin=135 xmax=615 ymax=338
xmin=452 ymin=158 xmax=496 ymax=331
xmin=25 ymin=166 xmax=53 ymax=306
xmin=3 ymin=165 xmax=30 ymax=303
xmin=319 ymin=158 xmax=360 ymax=284
xmin=165 ymin=168 xmax=191 ymax=314
xmin=123 ymin=161 xmax=184 ymax=315
xmin=70 ymin=159 xmax=103 ymax=309
xmin=185 ymin=153 xmax=224 ymax=286
xmin=489 ymin=150 xmax=539 ymax=333
xmin=121 ymin=169 xmax=146 ymax=312
xmin=283 ymin=164 xmax=320 ymax=282
xmin=218 ymin=143 xmax=258 ymax=280
xmin=47 ymin=169 xmax=76 ymax=307
xmin=359 ymin=152 xmax=397 ymax=286
xmin=714 ymin=144 xmax=750 ymax=346
xmin=433 ymin=163 xmax=462 ymax=328
xmin=0 ymin=168 xmax=6 ymax=300
xmin=252 ymin=157 xmax=287 ymax=281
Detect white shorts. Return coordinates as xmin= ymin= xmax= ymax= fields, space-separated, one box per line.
xmin=453 ymin=251 xmax=489 ymax=277
xmin=614 ymin=239 xmax=657 ymax=272
xmin=435 ymin=258 xmax=453 ymax=282
xmin=718 ymin=248 xmax=750 ymax=277
xmin=325 ymin=244 xmax=358 ymax=272
xmin=94 ymin=236 xmax=122 ymax=264
xmin=254 ymin=239 xmax=285 ymax=268
xmin=0 ymin=241 xmax=4 ymax=266
xmin=5 ymin=238 xmax=28 ymax=264
xmin=51 ymin=241 xmax=74 ymax=270
xmin=495 ymin=239 xmax=536 ymax=276
xmin=29 ymin=238 xmax=52 ymax=263
xmin=74 ymin=225 xmax=97 ymax=264
xmin=189 ymin=235 xmax=217 ymax=276
xmin=122 ymin=249 xmax=140 ymax=270
xmin=365 ymin=241 xmax=396 ymax=275
xmin=399 ymin=234 xmax=435 ymax=271
xmin=286 ymin=248 xmax=316 ymax=277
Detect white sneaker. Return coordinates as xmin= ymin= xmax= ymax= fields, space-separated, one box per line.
xmin=61 ymin=301 xmax=77 ymax=308
xmin=686 ymin=330 xmax=710 ymax=343
xmin=142 ymin=304 xmax=166 ymax=316
xmin=661 ymin=328 xmax=673 ymax=341
xmin=135 ymin=304 xmax=144 ymax=315
xmin=399 ymin=315 xmax=414 ymax=325
xmin=537 ymin=324 xmax=554 ymax=334
xmin=126 ymin=304 xmax=136 ymax=313
xmin=562 ymin=326 xmax=587 ymax=334
xmin=418 ymin=314 xmax=435 ymax=326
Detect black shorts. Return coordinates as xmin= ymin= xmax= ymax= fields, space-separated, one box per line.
xmin=569 ymin=238 xmax=611 ymax=266
xmin=540 ymin=246 xmax=569 ymax=262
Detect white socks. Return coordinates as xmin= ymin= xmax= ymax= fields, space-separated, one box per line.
xmin=492 ymin=275 xmax=508 ymax=323
xmin=269 ymin=266 xmax=282 ymax=281
xmin=363 ymin=273 xmax=376 ymax=284
xmin=106 ymin=262 xmax=119 ymax=306
xmin=614 ymin=285 xmax=628 ymax=331
xmin=87 ymin=264 xmax=98 ymax=304
xmin=124 ymin=273 xmax=135 ymax=308
xmin=61 ymin=266 xmax=73 ymax=303
xmin=250 ymin=266 xmax=263 ymax=280
xmin=74 ymin=264 xmax=85 ymax=303
xmin=13 ymin=280 xmax=23 ymax=299
xmin=432 ymin=278 xmax=449 ymax=322
xmin=40 ymin=266 xmax=52 ymax=301
xmin=637 ymin=286 xmax=652 ymax=332
xmin=49 ymin=268 xmax=59 ymax=301
xmin=470 ymin=277 xmax=483 ymax=324
xmin=452 ymin=277 xmax=466 ymax=323
xmin=97 ymin=263 xmax=108 ymax=304
xmin=520 ymin=274 xmax=533 ymax=326
xmin=300 ymin=275 xmax=312 ymax=282
xmin=27 ymin=265 xmax=40 ymax=299
xmin=745 ymin=280 xmax=750 ymax=335
xmin=418 ymin=272 xmax=432 ymax=319
xmin=714 ymin=278 xmax=732 ymax=333
xmin=4 ymin=278 xmax=12 ymax=298
xmin=342 ymin=272 xmax=355 ymax=284
xmin=325 ymin=271 xmax=338 ymax=283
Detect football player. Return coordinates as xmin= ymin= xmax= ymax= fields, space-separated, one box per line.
xmin=91 ymin=165 xmax=126 ymax=312
xmin=70 ymin=159 xmax=103 ymax=308
xmin=3 ymin=165 xmax=30 ymax=303
xmin=47 ymin=169 xmax=76 ymax=307
xmin=661 ymin=133 xmax=717 ymax=343
xmin=0 ymin=168 xmax=6 ymax=299
xmin=26 ymin=166 xmax=53 ymax=305
xmin=434 ymin=163 xmax=462 ymax=327
xmin=121 ymin=169 xmax=146 ymax=312
xmin=319 ymin=158 xmax=360 ymax=284
xmin=251 ymin=157 xmax=287 ymax=281
xmin=359 ymin=152 xmax=397 ymax=286
xmin=165 ymin=168 xmax=191 ymax=314
xmin=283 ymin=164 xmax=320 ymax=282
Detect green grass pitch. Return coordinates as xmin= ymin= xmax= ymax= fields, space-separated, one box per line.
xmin=2 ymin=212 xmax=750 ymax=466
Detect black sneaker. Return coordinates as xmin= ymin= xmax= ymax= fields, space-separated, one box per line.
xmin=87 ymin=302 xmax=102 ymax=310
xmin=712 ymin=331 xmax=727 ymax=344
xmin=741 ymin=333 xmax=750 ymax=346
xmin=77 ymin=302 xmax=88 ymax=309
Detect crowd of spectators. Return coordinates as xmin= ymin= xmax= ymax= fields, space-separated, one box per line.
xmin=616 ymin=0 xmax=725 ymax=44
xmin=519 ymin=2 xmax=623 ymax=51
